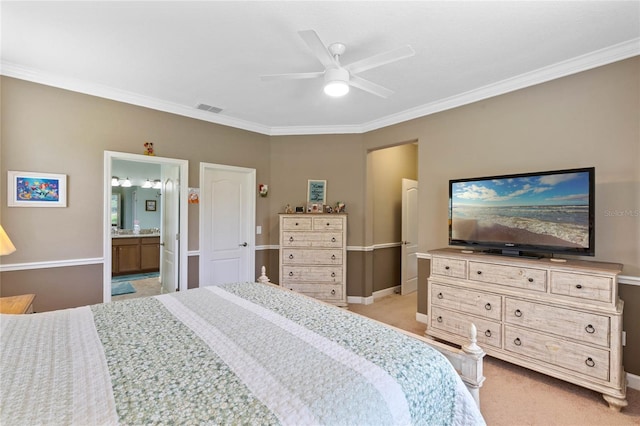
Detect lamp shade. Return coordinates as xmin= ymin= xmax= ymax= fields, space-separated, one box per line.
xmin=0 ymin=225 xmax=17 ymax=256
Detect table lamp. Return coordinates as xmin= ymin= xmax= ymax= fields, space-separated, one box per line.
xmin=0 ymin=225 xmax=17 ymax=255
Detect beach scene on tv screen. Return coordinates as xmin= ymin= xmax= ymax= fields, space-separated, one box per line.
xmin=451 ymin=172 xmax=590 ymax=249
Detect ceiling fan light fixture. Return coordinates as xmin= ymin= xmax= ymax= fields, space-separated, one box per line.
xmin=324 ymin=68 xmax=350 ymax=97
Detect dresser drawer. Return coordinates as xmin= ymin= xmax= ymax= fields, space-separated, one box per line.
xmin=282 ymin=249 xmax=343 ymax=265
xmin=505 ymin=298 xmax=610 ymax=347
xmin=281 ymin=216 xmax=312 ymax=231
xmin=285 ymin=283 xmax=343 ymax=302
xmin=550 ymin=271 xmax=613 ymax=303
xmin=313 ymin=216 xmax=344 ymax=231
xmin=281 ymin=266 xmax=343 ymax=284
xmin=504 ymin=326 xmax=609 ymax=381
xmin=431 ymin=283 xmax=502 ymax=320
xmin=282 ymin=231 xmax=343 ymax=248
xmin=469 ymin=261 xmax=547 ymax=292
xmin=431 ymin=307 xmax=502 ymax=349
xmin=431 ymin=257 xmax=467 ymax=279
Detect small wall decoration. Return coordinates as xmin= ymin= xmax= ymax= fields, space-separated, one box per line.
xmin=145 ymin=200 xmax=157 ymax=211
xmin=144 ymin=142 xmax=155 ymax=156
xmin=7 ymin=171 xmax=67 ymax=207
xmin=259 ymin=184 xmax=268 ymax=197
xmin=307 ymin=179 xmax=326 ymax=204
xmin=188 ymin=188 xmax=200 ymax=204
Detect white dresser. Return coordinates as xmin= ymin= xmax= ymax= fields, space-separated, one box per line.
xmin=426 ymin=248 xmax=627 ymax=411
xmin=279 ymin=214 xmax=347 ymax=306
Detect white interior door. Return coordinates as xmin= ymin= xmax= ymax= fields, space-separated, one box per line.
xmin=401 ymin=178 xmax=418 ymax=295
xmin=200 ymin=163 xmax=255 ymax=286
xmin=161 ymin=164 xmax=180 ymax=293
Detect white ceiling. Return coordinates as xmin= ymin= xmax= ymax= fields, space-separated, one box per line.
xmin=2 ymin=1 xmax=639 ymax=136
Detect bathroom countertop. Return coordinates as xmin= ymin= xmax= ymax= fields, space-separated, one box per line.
xmin=112 ymin=233 xmax=160 ymax=239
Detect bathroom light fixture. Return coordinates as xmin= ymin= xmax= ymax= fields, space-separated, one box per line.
xmin=111 ymin=176 xmax=120 ymax=187
xmin=142 ymin=179 xmax=153 ymax=188
xmin=323 ymin=68 xmax=349 ymax=97
xmin=153 ymin=180 xmax=162 ymax=189
xmin=120 ymin=177 xmax=132 ymax=188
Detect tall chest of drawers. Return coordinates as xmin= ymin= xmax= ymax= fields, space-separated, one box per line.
xmin=427 ymin=248 xmax=627 ymax=411
xmin=279 ymin=214 xmax=347 ymax=306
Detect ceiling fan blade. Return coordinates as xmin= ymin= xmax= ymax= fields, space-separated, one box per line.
xmin=260 ymin=71 xmax=324 ymax=81
xmin=298 ymin=30 xmax=338 ymax=69
xmin=349 ymin=75 xmax=394 ymax=98
xmin=345 ymin=45 xmax=415 ymax=74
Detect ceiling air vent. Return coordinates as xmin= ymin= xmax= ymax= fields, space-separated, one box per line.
xmin=196 ymin=103 xmax=223 ymax=113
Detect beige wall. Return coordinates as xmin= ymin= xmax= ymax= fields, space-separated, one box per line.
xmin=1 ymin=77 xmax=271 ymax=307
xmin=365 ymin=57 xmax=640 ymax=275
xmin=1 ymin=57 xmax=639 ymax=372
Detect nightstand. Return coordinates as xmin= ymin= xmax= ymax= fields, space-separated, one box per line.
xmin=0 ymin=294 xmax=35 ymax=314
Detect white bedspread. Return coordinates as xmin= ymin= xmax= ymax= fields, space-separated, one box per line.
xmin=1 ymin=282 xmax=485 ymax=425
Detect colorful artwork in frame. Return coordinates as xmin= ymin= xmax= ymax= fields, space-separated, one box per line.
xmin=7 ymin=171 xmax=67 ymax=207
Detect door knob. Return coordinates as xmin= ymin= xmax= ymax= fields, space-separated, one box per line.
xmin=239 ymin=242 xmax=248 ymax=247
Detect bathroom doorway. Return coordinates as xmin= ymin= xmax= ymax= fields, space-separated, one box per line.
xmin=103 ymin=151 xmax=189 ymax=303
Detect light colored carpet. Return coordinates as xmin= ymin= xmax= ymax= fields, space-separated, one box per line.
xmin=348 ymin=292 xmax=640 ymax=425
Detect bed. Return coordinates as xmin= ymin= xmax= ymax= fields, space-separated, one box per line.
xmin=1 ymin=269 xmax=486 ymax=425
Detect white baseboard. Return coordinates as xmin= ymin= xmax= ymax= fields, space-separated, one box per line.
xmin=627 ymin=372 xmax=640 ymax=390
xmin=373 ymin=286 xmax=400 ymax=299
xmin=347 ymin=295 xmax=374 ymax=305
xmin=416 ymin=312 xmax=428 ymax=324
xmin=348 ymin=285 xmax=400 ymax=305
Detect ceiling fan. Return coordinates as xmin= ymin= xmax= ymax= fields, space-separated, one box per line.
xmin=260 ymin=30 xmax=415 ymax=98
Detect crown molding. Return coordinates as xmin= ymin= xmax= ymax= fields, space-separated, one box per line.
xmin=2 ymin=38 xmax=638 ymax=136
xmin=359 ymin=38 xmax=640 ymax=133
xmin=0 ymin=62 xmax=272 ymax=136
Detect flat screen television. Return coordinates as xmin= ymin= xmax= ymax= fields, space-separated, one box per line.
xmin=449 ymin=167 xmax=595 ymax=257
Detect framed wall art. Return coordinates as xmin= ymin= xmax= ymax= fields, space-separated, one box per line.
xmin=7 ymin=171 xmax=67 ymax=207
xmin=307 ymin=179 xmax=326 ymax=204
xmin=145 ymin=200 xmax=157 ymax=211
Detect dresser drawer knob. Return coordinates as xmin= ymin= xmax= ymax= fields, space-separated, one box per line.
xmin=436 ymin=316 xmax=443 ymax=323
xmin=326 ymin=222 xmax=330 ymax=226
xmin=295 ymin=222 xmax=299 ymax=226
xmin=331 ymin=237 xmax=337 ymax=242
xmin=289 ymin=254 xmax=294 ymax=259
xmin=331 ymin=254 xmax=336 ymax=260
xmin=289 ymin=236 xmax=294 ymax=242
xmin=445 ymin=266 xmax=450 ymax=270
xmin=528 ymin=278 xmax=534 ymax=283
xmin=585 ymin=324 xmax=596 ymax=334
xmin=289 ymin=272 xmax=294 ymax=276
xmin=514 ymin=309 xmax=523 ymax=317
xmin=331 ymin=289 xmax=336 ymax=295
xmin=485 ymin=303 xmax=492 ymax=311
xmin=437 ymin=292 xmax=444 ymax=299
xmin=331 ymin=272 xmax=336 ymax=277
xmin=514 ymin=338 xmax=522 ymax=346
xmin=485 ymin=330 xmax=492 ymax=337
xmin=476 ymin=270 xmax=482 ymax=275
xmin=585 ymin=357 xmax=595 ymax=368
xmin=576 ymin=284 xmax=583 ymax=289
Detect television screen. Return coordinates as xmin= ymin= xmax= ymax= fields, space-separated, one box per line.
xmin=449 ymin=167 xmax=595 ymax=256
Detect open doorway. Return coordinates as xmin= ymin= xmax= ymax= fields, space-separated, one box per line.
xmin=103 ymin=151 xmax=189 ymax=303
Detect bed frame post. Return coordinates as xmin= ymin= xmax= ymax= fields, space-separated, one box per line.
xmin=423 ymin=322 xmax=485 ymax=408
xmin=460 ymin=323 xmax=486 ymax=408
xmin=257 ymin=266 xmax=270 ymax=284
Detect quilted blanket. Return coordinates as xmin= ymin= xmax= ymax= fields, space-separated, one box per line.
xmin=1 ymin=282 xmax=485 ymax=425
